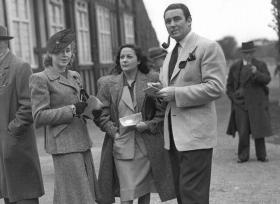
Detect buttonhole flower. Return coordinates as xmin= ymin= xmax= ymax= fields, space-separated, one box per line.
xmin=179 ymin=46 xmax=198 ymax=69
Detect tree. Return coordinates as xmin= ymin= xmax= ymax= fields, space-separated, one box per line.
xmin=271 ymin=0 xmax=280 ymax=53
xmin=217 ymin=36 xmax=238 ymax=60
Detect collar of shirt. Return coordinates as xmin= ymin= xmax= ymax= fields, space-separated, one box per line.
xmin=0 ymin=48 xmax=10 ymax=65
xmin=177 ymin=31 xmax=193 ymax=55
xmin=123 ymin=74 xmax=136 ymax=88
xmin=243 ymin=59 xmax=248 ymax=66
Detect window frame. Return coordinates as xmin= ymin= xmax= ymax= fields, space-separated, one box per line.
xmin=75 ymin=0 xmax=93 ymax=65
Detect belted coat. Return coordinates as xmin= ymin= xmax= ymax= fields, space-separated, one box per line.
xmin=0 ymin=52 xmax=44 ymax=202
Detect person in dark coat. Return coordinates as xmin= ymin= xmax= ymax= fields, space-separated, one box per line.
xmin=0 ymin=25 xmax=44 ymax=204
xmin=94 ymin=44 xmax=176 ymax=204
xmin=226 ymin=41 xmax=272 ymax=163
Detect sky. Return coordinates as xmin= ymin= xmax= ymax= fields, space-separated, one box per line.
xmin=143 ymin=0 xmax=277 ymax=47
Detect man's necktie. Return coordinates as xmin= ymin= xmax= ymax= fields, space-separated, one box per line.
xmin=168 ymin=42 xmax=180 ymax=81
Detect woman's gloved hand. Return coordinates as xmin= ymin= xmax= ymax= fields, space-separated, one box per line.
xmin=74 ymin=102 xmax=88 ymax=116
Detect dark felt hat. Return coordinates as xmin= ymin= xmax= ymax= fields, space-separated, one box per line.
xmin=241 ymin=41 xmax=256 ymax=53
xmin=47 ymin=29 xmax=75 ymax=54
xmin=0 ymin=25 xmax=14 ymax=40
xmin=148 ymin=47 xmax=167 ymax=60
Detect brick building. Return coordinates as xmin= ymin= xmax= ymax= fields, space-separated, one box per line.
xmin=0 ymin=0 xmax=159 ymax=94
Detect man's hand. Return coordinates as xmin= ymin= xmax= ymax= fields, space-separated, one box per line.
xmin=148 ymin=82 xmax=163 ymax=89
xmin=135 ymin=122 xmax=148 ymax=132
xmin=250 ymin=65 xmax=257 ymax=73
xmin=156 ymin=86 xmax=175 ymax=102
xmin=114 ymin=132 xmax=120 ymax=139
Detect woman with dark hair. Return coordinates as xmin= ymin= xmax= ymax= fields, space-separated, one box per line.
xmin=95 ymin=44 xmax=175 ymax=204
xmin=29 ymin=29 xmax=100 ymax=204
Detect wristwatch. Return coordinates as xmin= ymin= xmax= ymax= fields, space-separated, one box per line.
xmin=70 ymin=104 xmax=76 ymax=117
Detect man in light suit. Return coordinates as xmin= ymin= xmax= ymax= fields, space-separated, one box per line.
xmin=156 ymin=3 xmax=226 ymax=204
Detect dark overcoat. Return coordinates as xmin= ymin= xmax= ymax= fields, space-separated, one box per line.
xmin=95 ymin=71 xmax=176 ymax=204
xmin=0 ymin=52 xmax=44 ymax=202
xmin=226 ymin=58 xmax=272 ymax=139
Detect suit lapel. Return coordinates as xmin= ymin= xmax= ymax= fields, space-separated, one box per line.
xmin=0 ymin=52 xmax=12 ymax=70
xmin=170 ymin=32 xmax=199 ymax=82
xmin=135 ymin=71 xmax=148 ymax=112
xmin=110 ymin=73 xmax=124 ymax=112
xmin=161 ymin=53 xmax=171 ymax=87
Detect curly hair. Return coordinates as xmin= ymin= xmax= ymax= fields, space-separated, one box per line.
xmin=113 ymin=44 xmax=150 ymax=74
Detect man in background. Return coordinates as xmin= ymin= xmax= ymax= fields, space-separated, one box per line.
xmin=0 ymin=25 xmax=44 ymax=204
xmin=148 ymin=46 xmax=167 ymax=73
xmin=226 ymin=41 xmax=272 ymax=163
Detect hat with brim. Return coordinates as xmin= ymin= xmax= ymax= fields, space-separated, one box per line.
xmin=241 ymin=41 xmax=255 ymax=53
xmin=148 ymin=47 xmax=168 ymax=60
xmin=0 ymin=25 xmax=14 ymax=40
xmin=47 ymin=29 xmax=75 ymax=54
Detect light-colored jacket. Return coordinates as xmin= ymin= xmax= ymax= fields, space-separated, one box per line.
xmin=29 ymin=68 xmax=92 ymax=154
xmin=160 ymin=32 xmax=226 ymax=151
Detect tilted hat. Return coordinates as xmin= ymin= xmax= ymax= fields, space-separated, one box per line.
xmin=0 ymin=25 xmax=14 ymax=40
xmin=148 ymin=47 xmax=168 ymax=60
xmin=241 ymin=41 xmax=255 ymax=53
xmin=47 ymin=29 xmax=75 ymax=54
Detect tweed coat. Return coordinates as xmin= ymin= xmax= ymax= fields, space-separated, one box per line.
xmin=160 ymin=32 xmax=226 ymax=151
xmin=0 ymin=52 xmax=44 ymax=202
xmin=95 ymin=71 xmax=176 ymax=204
xmin=226 ymin=58 xmax=272 ymax=139
xmin=29 ymin=68 xmax=92 ymax=154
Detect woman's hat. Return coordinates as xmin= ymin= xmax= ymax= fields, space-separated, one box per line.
xmin=148 ymin=47 xmax=167 ymax=60
xmin=0 ymin=25 xmax=14 ymax=40
xmin=47 ymin=29 xmax=75 ymax=54
xmin=241 ymin=41 xmax=256 ymax=53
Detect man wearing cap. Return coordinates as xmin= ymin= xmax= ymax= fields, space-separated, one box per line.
xmin=148 ymin=47 xmax=167 ymax=73
xmin=0 ymin=25 xmax=44 ymax=204
xmin=226 ymin=41 xmax=272 ymax=163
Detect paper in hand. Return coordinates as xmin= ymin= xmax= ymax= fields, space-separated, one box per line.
xmin=119 ymin=112 xmax=142 ymax=127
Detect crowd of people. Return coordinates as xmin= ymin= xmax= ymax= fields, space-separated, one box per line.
xmin=0 ymin=2 xmax=273 ymax=204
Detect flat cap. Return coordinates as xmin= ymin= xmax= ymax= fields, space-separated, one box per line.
xmin=47 ymin=29 xmax=75 ymax=54
xmin=148 ymin=47 xmax=167 ymax=60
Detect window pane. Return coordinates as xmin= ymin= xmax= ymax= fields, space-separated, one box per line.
xmin=96 ymin=5 xmax=113 ymax=64
xmin=75 ymin=0 xmax=92 ymax=65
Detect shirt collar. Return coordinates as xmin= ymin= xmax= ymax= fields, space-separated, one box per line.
xmin=123 ymin=74 xmax=136 ymax=88
xmin=178 ymin=31 xmax=193 ymax=48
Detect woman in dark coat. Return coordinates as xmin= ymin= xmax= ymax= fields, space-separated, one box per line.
xmin=95 ymin=44 xmax=175 ymax=204
xmin=29 ymin=29 xmax=101 ymax=204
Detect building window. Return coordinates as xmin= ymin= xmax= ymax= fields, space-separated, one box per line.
xmin=75 ymin=0 xmax=92 ymax=65
xmin=96 ymin=4 xmax=113 ymax=64
xmin=6 ymin=0 xmax=35 ymax=66
xmin=47 ymin=0 xmax=65 ymax=35
xmin=123 ymin=13 xmax=135 ymax=44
